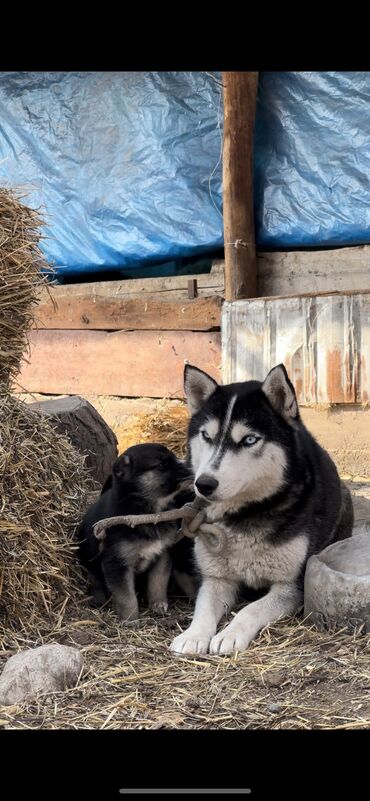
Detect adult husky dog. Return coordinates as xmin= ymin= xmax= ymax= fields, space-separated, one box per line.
xmin=170 ymin=363 xmax=353 ymax=656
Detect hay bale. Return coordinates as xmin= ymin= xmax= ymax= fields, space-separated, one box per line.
xmin=0 ymin=394 xmax=93 ymax=633
xmin=0 ymin=188 xmax=48 ymax=388
xmin=114 ymin=401 xmax=189 ymax=458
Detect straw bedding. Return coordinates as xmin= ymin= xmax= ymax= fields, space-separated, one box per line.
xmin=114 ymin=402 xmax=189 ymax=458
xmin=1 ymin=599 xmax=369 ymax=729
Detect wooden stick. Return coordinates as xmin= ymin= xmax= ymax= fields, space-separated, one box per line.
xmin=92 ymin=500 xmax=227 ymax=554
xmin=93 ymin=504 xmax=201 ymax=541
xmin=222 ymin=71 xmax=259 ymax=301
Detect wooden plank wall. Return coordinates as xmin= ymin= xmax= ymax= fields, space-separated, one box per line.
xmin=18 ymin=264 xmax=224 ymax=398
xmin=18 ymin=249 xmax=370 ymax=400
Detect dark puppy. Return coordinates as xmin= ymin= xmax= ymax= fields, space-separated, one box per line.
xmin=78 ymin=443 xmax=194 ymax=622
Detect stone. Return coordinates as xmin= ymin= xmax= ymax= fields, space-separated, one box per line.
xmin=304 ymin=524 xmax=370 ymax=633
xmin=0 ymin=643 xmax=83 ymax=706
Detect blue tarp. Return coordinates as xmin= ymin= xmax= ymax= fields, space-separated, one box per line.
xmin=0 ymin=72 xmax=223 ymax=277
xmin=254 ymin=72 xmax=370 ymax=248
xmin=1 ymin=71 xmax=370 ymax=277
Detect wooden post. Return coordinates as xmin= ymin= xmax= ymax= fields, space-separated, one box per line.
xmin=222 ymin=71 xmax=259 ymax=301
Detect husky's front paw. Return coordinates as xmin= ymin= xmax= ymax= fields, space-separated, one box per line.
xmin=210 ymin=624 xmax=253 ymax=655
xmin=170 ymin=629 xmax=211 ymax=655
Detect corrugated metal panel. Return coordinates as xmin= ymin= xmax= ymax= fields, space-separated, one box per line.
xmin=222 ymin=294 xmax=370 ymax=404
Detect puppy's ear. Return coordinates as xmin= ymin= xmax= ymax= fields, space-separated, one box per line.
xmin=100 ymin=474 xmax=113 ymax=494
xmin=112 ymin=453 xmax=131 ymax=481
xmin=184 ymin=364 xmax=218 ymax=416
xmin=261 ymin=364 xmax=299 ymax=423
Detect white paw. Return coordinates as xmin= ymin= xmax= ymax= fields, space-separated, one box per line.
xmin=150 ymin=600 xmax=169 ymax=616
xmin=170 ymin=629 xmax=211 ymax=655
xmin=210 ymin=624 xmax=253 ymax=655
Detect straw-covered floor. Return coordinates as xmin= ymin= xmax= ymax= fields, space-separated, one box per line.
xmin=1 ymin=597 xmax=369 ymax=730
xmin=114 ymin=402 xmax=189 ymax=458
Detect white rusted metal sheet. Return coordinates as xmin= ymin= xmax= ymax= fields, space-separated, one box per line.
xmin=222 ymin=294 xmax=370 ymax=404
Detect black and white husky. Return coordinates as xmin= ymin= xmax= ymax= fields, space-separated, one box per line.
xmin=170 ymin=363 xmax=353 ymax=656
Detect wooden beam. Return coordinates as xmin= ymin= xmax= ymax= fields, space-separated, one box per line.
xmin=222 ymin=71 xmax=258 ymax=301
xmin=257 ymin=247 xmax=370 ymax=297
xmin=35 ymin=294 xmax=222 ymax=331
xmin=42 ymin=260 xmax=224 ymax=302
xmin=18 ymin=330 xmax=221 ymax=398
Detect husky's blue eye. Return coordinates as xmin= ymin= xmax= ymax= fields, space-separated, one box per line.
xmin=241 ymin=435 xmax=259 ymax=447
xmin=201 ymin=430 xmax=212 ymax=443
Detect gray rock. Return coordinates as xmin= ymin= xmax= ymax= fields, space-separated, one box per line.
xmin=304 ymin=524 xmax=370 ymax=633
xmin=0 ymin=643 xmax=83 ymax=706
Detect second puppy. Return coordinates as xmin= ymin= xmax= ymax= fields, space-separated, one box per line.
xmin=78 ymin=443 xmax=194 ymax=622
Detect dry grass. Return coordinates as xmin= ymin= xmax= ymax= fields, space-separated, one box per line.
xmin=0 ymin=188 xmax=49 ymax=388
xmin=0 ymin=599 xmax=369 ymax=730
xmin=114 ymin=401 xmax=189 ymax=458
xmin=0 ymin=394 xmax=93 ymax=632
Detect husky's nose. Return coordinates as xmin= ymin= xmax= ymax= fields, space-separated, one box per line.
xmin=195 ymin=474 xmax=219 ymax=497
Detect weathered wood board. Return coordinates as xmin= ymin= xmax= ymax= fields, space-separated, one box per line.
xmin=257 ymin=247 xmax=370 ymax=296
xmin=35 ymin=262 xmax=224 ymax=332
xmin=35 ymin=294 xmax=222 ymax=332
xmin=19 ymin=330 xmax=221 ymax=398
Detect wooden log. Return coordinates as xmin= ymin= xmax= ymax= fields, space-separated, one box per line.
xmin=28 ymin=395 xmax=118 ymax=487
xmin=34 ymin=294 xmax=222 ymax=332
xmin=19 ymin=330 xmax=221 ymax=398
xmin=222 ymin=72 xmax=258 ymax=301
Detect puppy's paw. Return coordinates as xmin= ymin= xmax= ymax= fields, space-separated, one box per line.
xmin=149 ymin=600 xmax=169 ymax=616
xmin=89 ymin=591 xmax=107 ymax=608
xmin=210 ymin=624 xmax=253 ymax=656
xmin=115 ymin=604 xmax=140 ymax=625
xmin=170 ymin=629 xmax=211 ymax=655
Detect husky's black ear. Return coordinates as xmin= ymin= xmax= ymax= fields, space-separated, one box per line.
xmin=184 ymin=364 xmax=218 ymax=416
xmin=261 ymin=364 xmax=299 ymax=423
